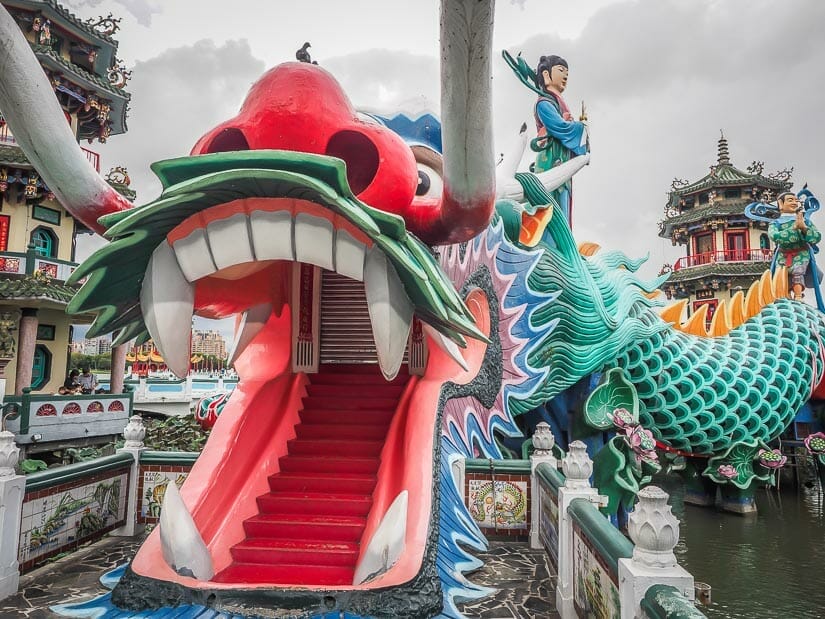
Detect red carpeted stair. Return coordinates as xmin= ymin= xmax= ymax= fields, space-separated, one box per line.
xmin=213 ymin=365 xmax=408 ymax=586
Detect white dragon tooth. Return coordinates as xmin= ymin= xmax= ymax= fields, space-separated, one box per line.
xmin=159 ymin=481 xmax=214 ymax=581
xmin=206 ymin=213 xmax=255 ymax=270
xmin=173 ymin=228 xmax=217 ymax=282
xmin=228 ymin=303 xmax=272 ymax=365
xmin=363 ymin=248 xmax=413 ymax=381
xmin=422 ymin=323 xmax=469 ymax=371
xmin=496 ymin=153 xmax=591 ymax=201
xmin=249 ymin=210 xmax=294 ymax=261
xmin=334 ymin=229 xmax=366 ymax=281
xmin=353 ymin=491 xmax=408 ymax=585
xmin=294 ymin=213 xmax=334 ymax=271
xmin=140 ymin=241 xmax=194 ymax=379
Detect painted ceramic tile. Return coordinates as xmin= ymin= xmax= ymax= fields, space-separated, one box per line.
xmin=18 ymin=472 xmax=128 ymax=564
xmin=468 ymin=479 xmax=527 ymax=530
xmin=538 ymin=486 xmax=560 ymax=567
xmin=141 ymin=471 xmax=188 ymax=519
xmin=573 ymin=528 xmax=621 ymax=619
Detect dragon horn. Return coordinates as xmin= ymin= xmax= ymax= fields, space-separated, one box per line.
xmin=0 ymin=6 xmax=131 ymax=235
xmin=435 ymin=0 xmax=496 ymax=245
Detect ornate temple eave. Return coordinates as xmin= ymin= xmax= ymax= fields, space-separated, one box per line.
xmin=31 ymin=44 xmax=129 ymax=137
xmin=0 ymin=273 xmax=80 ymax=308
xmin=4 ymin=0 xmax=119 ymax=55
xmin=664 ymin=261 xmax=772 ymax=284
xmin=658 ymin=200 xmax=766 ymax=240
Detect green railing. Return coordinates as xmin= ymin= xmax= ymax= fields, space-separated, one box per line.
xmin=464 ymin=458 xmax=531 ymax=474
xmin=568 ymin=497 xmax=633 ymax=574
xmin=535 ymin=461 xmax=565 ymax=495
xmin=140 ymin=450 xmax=199 ymax=466
xmin=641 ymin=585 xmax=707 ymax=618
xmin=24 ymin=452 xmax=133 ymax=492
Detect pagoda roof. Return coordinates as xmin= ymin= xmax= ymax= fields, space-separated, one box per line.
xmin=0 ymin=273 xmax=78 ymax=306
xmin=32 ymin=44 xmax=129 ymax=136
xmin=0 ymin=145 xmax=134 ymax=200
xmin=663 ymin=260 xmax=771 ymax=285
xmin=668 ymin=163 xmax=787 ymax=201
xmin=658 ymin=200 xmax=761 ymax=239
xmin=4 ymin=0 xmax=119 ymax=51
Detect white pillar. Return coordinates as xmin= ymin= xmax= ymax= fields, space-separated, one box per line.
xmin=556 ymin=441 xmax=601 ymax=619
xmin=0 ymin=430 xmax=24 ymax=600
xmin=529 ymin=422 xmax=557 ymax=550
xmin=111 ymin=415 xmax=146 ymax=537
xmin=618 ymin=486 xmax=694 ymax=619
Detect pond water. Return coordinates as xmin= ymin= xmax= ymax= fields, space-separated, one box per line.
xmin=658 ymin=475 xmax=825 ymax=618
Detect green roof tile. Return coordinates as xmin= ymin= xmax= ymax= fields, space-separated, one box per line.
xmin=0 ymin=274 xmax=78 ymax=304
xmin=664 ymin=261 xmax=772 ymax=284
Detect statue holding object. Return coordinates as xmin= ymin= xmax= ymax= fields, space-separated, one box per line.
xmin=503 ymin=51 xmax=589 ymax=226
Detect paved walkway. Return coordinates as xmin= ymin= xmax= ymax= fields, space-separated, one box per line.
xmin=2 ymin=535 xmax=559 ymax=618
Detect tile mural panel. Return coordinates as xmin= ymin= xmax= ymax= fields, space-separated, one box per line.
xmin=538 ymin=485 xmax=560 ymax=568
xmin=468 ymin=479 xmax=527 ymax=530
xmin=573 ymin=524 xmax=621 ymax=619
xmin=18 ymin=472 xmax=128 ymax=565
xmin=141 ymin=470 xmax=188 ymax=519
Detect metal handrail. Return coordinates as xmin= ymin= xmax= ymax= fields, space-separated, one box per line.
xmin=673 ymin=248 xmax=772 ymax=271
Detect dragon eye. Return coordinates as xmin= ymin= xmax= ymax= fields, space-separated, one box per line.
xmin=415 ymin=163 xmax=442 ymax=198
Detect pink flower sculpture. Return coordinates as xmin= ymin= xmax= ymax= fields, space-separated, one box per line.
xmin=612 ymin=408 xmax=634 ymax=429
xmin=804 ymin=432 xmax=825 ymax=455
xmin=717 ymin=464 xmax=738 ymax=479
xmin=757 ymin=448 xmax=787 ymax=469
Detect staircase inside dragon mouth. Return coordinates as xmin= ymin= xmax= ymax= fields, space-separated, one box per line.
xmin=213 ymin=364 xmax=409 ymax=585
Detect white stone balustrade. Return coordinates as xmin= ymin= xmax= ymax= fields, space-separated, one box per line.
xmin=618 ymin=485 xmax=695 ymax=618
xmin=0 ymin=430 xmax=24 ymax=600
xmin=112 ymin=416 xmax=146 ymax=537
xmin=529 ymin=422 xmax=557 ymax=550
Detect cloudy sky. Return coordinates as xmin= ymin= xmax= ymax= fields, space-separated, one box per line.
xmin=67 ymin=0 xmax=825 ymax=339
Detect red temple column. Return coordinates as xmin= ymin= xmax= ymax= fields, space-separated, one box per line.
xmin=110 ymin=344 xmax=127 ymax=394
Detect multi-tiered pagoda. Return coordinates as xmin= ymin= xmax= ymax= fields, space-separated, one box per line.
xmin=658 ymin=134 xmax=792 ymax=324
xmin=0 ymin=0 xmax=133 ymax=395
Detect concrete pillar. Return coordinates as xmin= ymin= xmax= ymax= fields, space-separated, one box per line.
xmin=110 ymin=344 xmax=127 ymax=394
xmin=111 ymin=415 xmax=146 ymax=537
xmin=618 ymin=486 xmax=694 ymax=619
xmin=529 ymin=422 xmax=557 ymax=550
xmin=556 ymin=441 xmax=604 ymax=619
xmin=14 ymin=308 xmax=37 ymax=395
xmin=0 ymin=430 xmax=24 ymax=600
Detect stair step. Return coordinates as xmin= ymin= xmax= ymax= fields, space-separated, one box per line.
xmin=309 ymin=373 xmax=408 ymax=386
xmin=244 ymin=513 xmax=367 ymax=541
xmin=287 ymin=439 xmax=384 ymax=457
xmin=305 ymin=384 xmax=405 ymax=398
xmin=302 ymin=396 xmax=400 ymax=410
xmin=279 ymin=455 xmax=380 ymax=475
xmin=295 ymin=423 xmax=389 ymax=441
xmin=299 ymin=408 xmax=395 ymax=426
xmin=269 ymin=472 xmax=376 ymax=494
xmin=213 ymin=562 xmax=354 ymax=586
xmin=230 ymin=538 xmax=359 ymax=566
xmin=257 ymin=492 xmax=372 ymax=516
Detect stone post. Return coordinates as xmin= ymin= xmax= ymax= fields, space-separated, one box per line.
xmin=111 ymin=415 xmax=147 ymax=537
xmin=0 ymin=430 xmax=24 ymax=600
xmin=556 ymin=441 xmax=602 ymax=618
xmin=618 ymin=486 xmax=695 ymax=619
xmin=529 ymin=422 xmax=557 ymax=550
xmin=14 ymin=308 xmax=37 ymax=395
xmin=110 ymin=344 xmax=128 ymax=394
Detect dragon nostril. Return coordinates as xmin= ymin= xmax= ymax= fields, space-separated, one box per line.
xmin=325 ymin=130 xmax=379 ymax=194
xmin=204 ymin=127 xmax=250 ymax=153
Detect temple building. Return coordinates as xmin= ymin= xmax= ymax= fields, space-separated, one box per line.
xmin=658 ymin=134 xmax=792 ymax=324
xmin=0 ymin=1 xmax=133 ymax=395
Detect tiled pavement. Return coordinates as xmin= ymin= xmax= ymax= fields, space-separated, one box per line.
xmin=1 ymin=535 xmax=558 ymax=618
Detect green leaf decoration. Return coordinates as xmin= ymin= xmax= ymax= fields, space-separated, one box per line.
xmin=20 ymin=459 xmax=47 ymax=473
xmin=583 ymin=368 xmax=639 ymax=430
xmin=592 ymin=436 xmax=660 ymax=515
xmin=702 ymin=439 xmax=774 ymax=489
